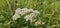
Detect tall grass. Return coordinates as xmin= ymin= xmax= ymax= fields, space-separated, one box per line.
xmin=0 ymin=0 xmax=60 ymax=28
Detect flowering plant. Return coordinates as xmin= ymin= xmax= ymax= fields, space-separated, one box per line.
xmin=11 ymin=8 xmax=45 ymax=28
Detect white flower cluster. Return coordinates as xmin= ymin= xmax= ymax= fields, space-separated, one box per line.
xmin=24 ymin=13 xmax=37 ymax=22
xmin=12 ymin=14 xmax=20 ymax=20
xmin=34 ymin=20 xmax=45 ymax=26
xmin=12 ymin=8 xmax=40 ymax=22
xmin=34 ymin=20 xmax=41 ymax=26
xmin=15 ymin=8 xmax=33 ymax=15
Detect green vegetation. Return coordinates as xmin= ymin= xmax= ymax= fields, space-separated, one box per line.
xmin=0 ymin=0 xmax=60 ymax=28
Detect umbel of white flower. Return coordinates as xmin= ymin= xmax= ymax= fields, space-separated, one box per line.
xmin=34 ymin=20 xmax=41 ymax=26
xmin=12 ymin=8 xmax=40 ymax=22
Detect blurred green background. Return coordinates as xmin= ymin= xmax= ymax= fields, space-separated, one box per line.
xmin=0 ymin=0 xmax=60 ymax=28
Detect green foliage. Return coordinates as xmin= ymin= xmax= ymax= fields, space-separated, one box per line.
xmin=0 ymin=0 xmax=60 ymax=28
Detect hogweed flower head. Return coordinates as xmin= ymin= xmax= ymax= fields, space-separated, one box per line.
xmin=32 ymin=10 xmax=40 ymax=14
xmin=15 ymin=8 xmax=21 ymax=14
xmin=12 ymin=8 xmax=40 ymax=21
xmin=15 ymin=8 xmax=34 ymax=15
xmin=12 ymin=14 xmax=20 ymax=20
xmin=24 ymin=12 xmax=39 ymax=22
xmin=34 ymin=20 xmax=41 ymax=26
